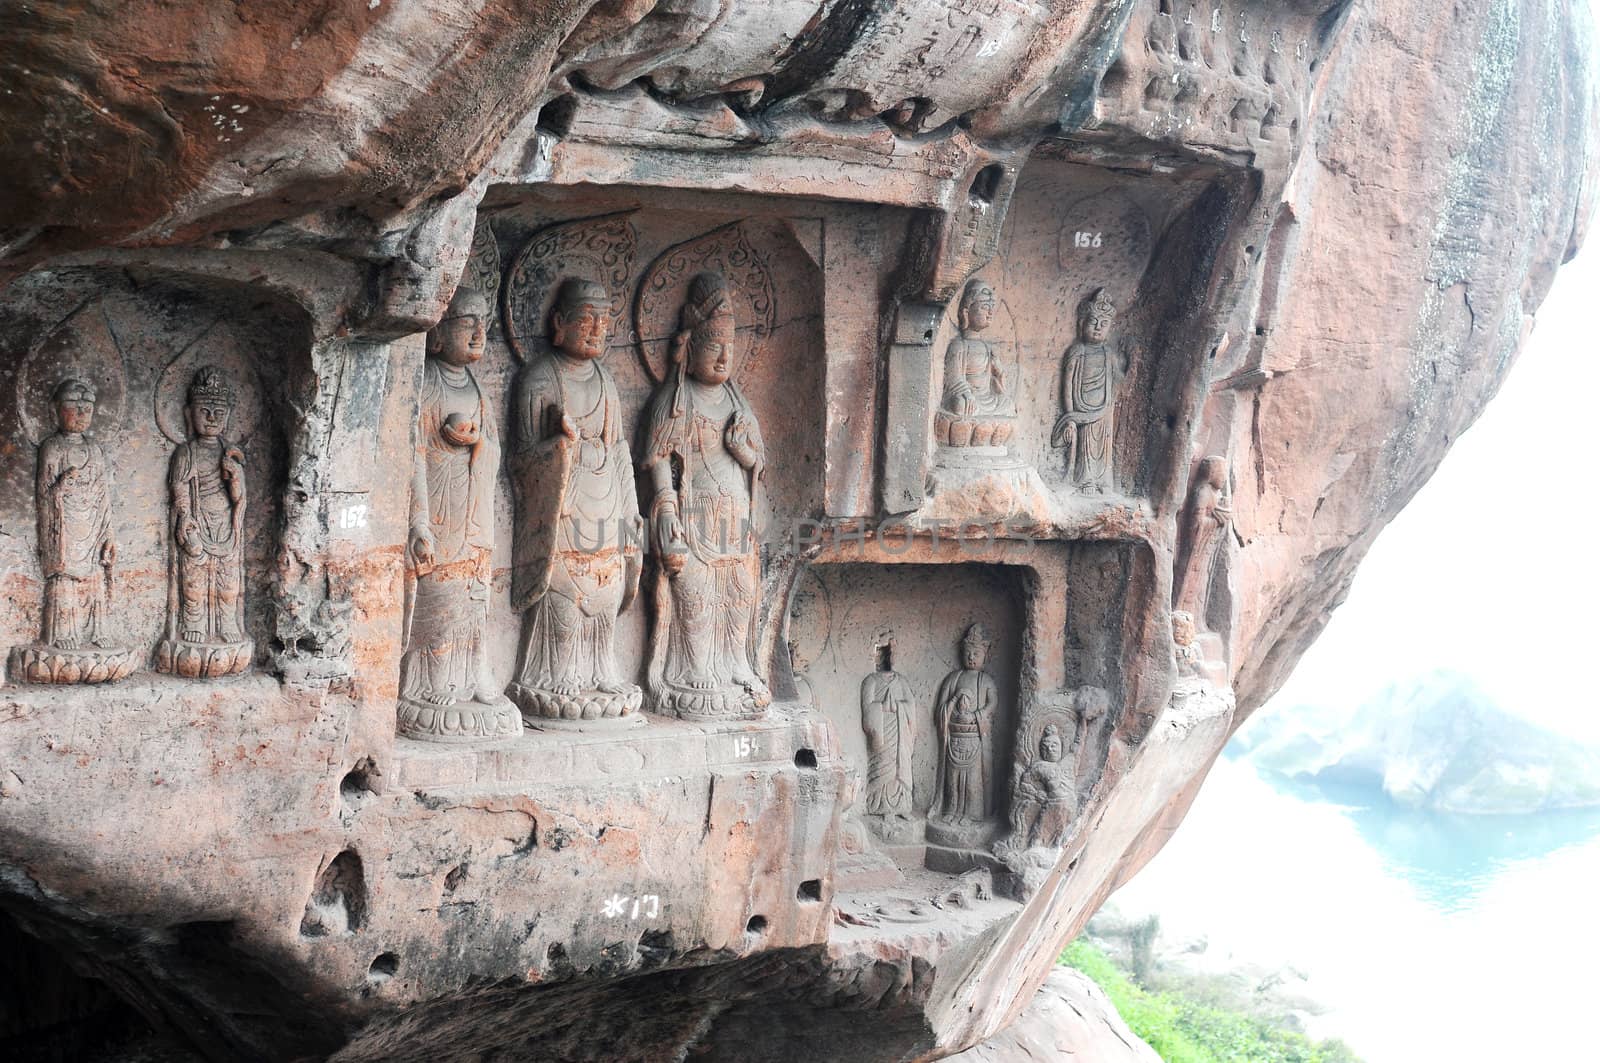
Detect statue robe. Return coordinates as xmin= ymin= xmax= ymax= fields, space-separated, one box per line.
xmin=37 ymin=432 xmax=112 ymax=648
xmin=167 ymin=437 xmax=245 ymax=645
xmin=510 ymin=351 xmax=641 ymax=696
xmin=861 ymin=669 xmax=915 ymax=816
xmin=933 ymin=666 xmax=995 ymax=821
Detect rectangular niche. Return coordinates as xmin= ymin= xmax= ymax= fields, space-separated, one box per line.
xmin=787 ymin=562 xmax=1027 ymax=861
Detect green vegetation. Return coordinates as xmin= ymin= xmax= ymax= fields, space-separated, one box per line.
xmin=1060 ymin=939 xmax=1362 ymax=1063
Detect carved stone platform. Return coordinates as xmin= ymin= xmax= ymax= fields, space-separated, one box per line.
xmin=924 ymin=446 xmax=1051 ymax=521
xmin=8 ymin=643 xmax=139 ymax=685
xmin=396 ymin=694 xmax=524 ymax=744
xmin=655 ymin=682 xmax=770 ymax=722
xmin=154 ymin=637 xmax=253 ymax=679
xmin=507 ymin=681 xmax=643 ymax=726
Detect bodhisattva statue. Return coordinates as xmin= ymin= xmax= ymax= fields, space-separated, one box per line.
xmin=155 ymin=366 xmax=252 ymax=678
xmin=507 ymin=278 xmax=644 ymax=725
xmin=860 ymin=648 xmax=915 ymax=827
xmin=934 ymin=279 xmax=1015 ymax=449
xmin=1007 ymin=724 xmax=1076 ymax=849
xmin=1053 ymin=288 xmax=1125 ymax=492
xmin=397 ymin=286 xmax=522 ymax=743
xmin=641 ymin=271 xmax=772 ymax=720
xmin=11 ymin=379 xmax=137 ymax=684
xmin=932 ymin=624 xmax=997 ymax=828
xmin=1175 ymin=455 xmax=1231 ymax=623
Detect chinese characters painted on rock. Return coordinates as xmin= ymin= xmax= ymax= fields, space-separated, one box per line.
xmin=398 ymin=286 xmax=522 ymax=742
xmin=507 ymin=277 xmax=644 ymax=726
xmin=641 ymin=271 xmax=772 ymax=720
xmin=1053 ymin=288 xmax=1124 ymax=492
xmin=11 ymin=378 xmax=138 ymax=684
xmin=155 ymin=366 xmax=252 ymax=678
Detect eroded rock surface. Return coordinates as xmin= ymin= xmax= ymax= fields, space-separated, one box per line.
xmin=0 ymin=1 xmax=1593 ymax=1060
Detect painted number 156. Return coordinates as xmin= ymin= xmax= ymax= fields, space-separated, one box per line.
xmin=1072 ymin=231 xmax=1104 ymax=249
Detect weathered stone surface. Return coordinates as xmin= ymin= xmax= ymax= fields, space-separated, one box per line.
xmin=946 ymin=966 xmax=1161 ymax=1063
xmin=0 ymin=1 xmax=1592 ymax=1060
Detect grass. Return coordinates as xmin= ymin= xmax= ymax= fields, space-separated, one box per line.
xmin=1059 ymin=939 xmax=1362 ymax=1063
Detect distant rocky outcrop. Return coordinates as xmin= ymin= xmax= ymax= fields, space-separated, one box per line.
xmin=1237 ymin=671 xmax=1600 ymax=814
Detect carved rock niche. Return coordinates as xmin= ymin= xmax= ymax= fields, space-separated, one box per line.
xmin=0 ymin=273 xmax=298 ymax=688
xmin=788 ymin=561 xmax=1026 ymax=870
xmin=987 ymin=152 xmax=1239 ymax=503
xmin=465 ymin=190 xmax=827 ymax=720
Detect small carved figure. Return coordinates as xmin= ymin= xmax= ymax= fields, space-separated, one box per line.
xmin=934 ymin=279 xmax=1016 ymax=449
xmin=932 ymin=624 xmax=997 ymax=825
xmin=156 ymin=366 xmax=252 ymax=678
xmin=10 ymin=379 xmax=137 ymax=684
xmin=860 ymin=647 xmax=915 ymax=823
xmin=1009 ymin=724 xmax=1076 ymax=849
xmin=507 ymin=278 xmax=644 ymax=725
xmin=641 ymin=271 xmax=771 ymax=720
xmin=1175 ymin=455 xmax=1231 ymax=625
xmin=1053 ymin=288 xmax=1126 ymax=492
xmin=397 ymin=286 xmax=522 ymax=742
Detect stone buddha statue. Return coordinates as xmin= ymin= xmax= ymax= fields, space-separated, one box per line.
xmin=1054 ymin=287 xmax=1125 ymax=492
xmin=935 ymin=279 xmax=1016 ymax=449
xmin=506 ymin=277 xmax=644 ymax=725
xmin=11 ymin=378 xmax=138 ymax=684
xmin=397 ymin=285 xmax=522 ymax=742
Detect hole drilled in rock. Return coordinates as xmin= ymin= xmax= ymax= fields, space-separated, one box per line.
xmin=797 ymin=879 xmax=823 ymax=903
xmin=746 ymin=915 xmax=768 ymax=935
xmin=340 ymin=757 xmax=379 ymax=807
xmin=793 ymin=748 xmax=818 ymax=769
xmin=299 ymin=850 xmax=367 ymax=938
xmin=443 ymin=863 xmax=467 ymax=894
xmin=969 ymin=164 xmax=1004 ymax=205
xmin=367 ymin=952 xmax=398 ymax=983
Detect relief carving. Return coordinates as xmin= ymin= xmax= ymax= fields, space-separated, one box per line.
xmin=928 ymin=624 xmax=996 ymax=845
xmin=860 ymin=643 xmax=915 ymax=837
xmin=1175 ymin=454 xmax=1231 ymax=623
xmin=634 ymin=224 xmax=775 ymax=721
xmin=1007 ymin=723 xmax=1075 ymax=850
xmin=155 ymin=367 xmax=253 ymax=678
xmin=506 ymin=276 xmax=644 ymax=726
xmin=397 ymin=286 xmax=522 ymax=743
xmin=1053 ymin=288 xmax=1125 ymax=493
xmin=934 ymin=279 xmax=1015 ymax=450
xmin=10 ymin=379 xmax=138 ymax=684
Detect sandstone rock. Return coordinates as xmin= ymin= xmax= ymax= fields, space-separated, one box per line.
xmin=946 ymin=966 xmax=1162 ymax=1063
xmin=0 ymin=1 xmax=1592 ymax=1059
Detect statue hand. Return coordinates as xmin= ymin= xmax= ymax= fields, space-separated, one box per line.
xmin=558 ymin=413 xmax=579 ymax=442
xmin=654 ymin=511 xmax=686 ymax=576
xmin=58 ymin=464 xmax=80 ymax=486
xmin=178 ymin=519 xmax=203 ymax=557
xmin=724 ymin=414 xmax=762 ymax=468
xmin=441 ymin=415 xmax=480 ymax=448
xmin=947 ymin=388 xmax=976 ymax=417
xmin=410 ymin=529 xmax=437 ymax=569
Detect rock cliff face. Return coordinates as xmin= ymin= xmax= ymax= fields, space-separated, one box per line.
xmin=0 ymin=2 xmax=1592 ymax=1060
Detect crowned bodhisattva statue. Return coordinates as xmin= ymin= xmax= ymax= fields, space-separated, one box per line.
xmin=156 ymin=366 xmax=253 ymax=678
xmin=640 ymin=271 xmax=772 ymax=720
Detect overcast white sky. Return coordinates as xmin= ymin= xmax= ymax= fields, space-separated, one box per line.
xmin=1262 ymin=222 xmax=1600 ymax=740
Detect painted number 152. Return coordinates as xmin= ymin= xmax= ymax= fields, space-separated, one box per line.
xmin=1072 ymin=231 xmax=1104 ymax=249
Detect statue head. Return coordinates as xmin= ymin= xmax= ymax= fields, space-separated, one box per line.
xmin=186 ymin=366 xmax=234 ymax=440
xmin=1171 ymin=610 xmax=1197 ymax=647
xmin=427 ymin=286 xmax=490 ymax=368
xmin=960 ymin=622 xmax=991 ymax=670
xmin=53 ymin=378 xmax=97 ymax=435
xmin=1079 ymin=288 xmax=1117 ymax=343
xmin=678 ymin=272 xmax=736 ymax=386
xmin=550 ymin=278 xmax=610 ymax=361
xmin=1197 ymin=454 xmax=1227 ymax=493
xmin=959 ymin=279 xmax=996 ymax=334
xmin=1039 ymin=723 xmax=1064 ymax=763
